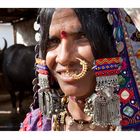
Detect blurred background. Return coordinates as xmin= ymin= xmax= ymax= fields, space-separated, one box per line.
xmin=0 ymin=8 xmax=38 ymax=131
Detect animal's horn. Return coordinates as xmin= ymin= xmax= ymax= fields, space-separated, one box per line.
xmin=2 ymin=37 xmax=7 ymax=50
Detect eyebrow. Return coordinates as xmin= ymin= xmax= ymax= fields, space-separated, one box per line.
xmin=69 ymin=27 xmax=83 ymax=35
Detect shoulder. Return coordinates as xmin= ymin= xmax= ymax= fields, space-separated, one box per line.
xmin=20 ymin=108 xmax=52 ymax=131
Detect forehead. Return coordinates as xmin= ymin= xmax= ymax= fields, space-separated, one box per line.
xmin=49 ymin=8 xmax=82 ymax=36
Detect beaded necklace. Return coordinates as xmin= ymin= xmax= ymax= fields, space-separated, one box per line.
xmin=58 ymin=107 xmax=117 ymax=131
xmin=65 ymin=107 xmax=96 ymax=131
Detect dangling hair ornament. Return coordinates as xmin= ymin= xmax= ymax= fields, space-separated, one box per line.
xmin=84 ymin=57 xmax=122 ymax=127
xmin=95 ymin=57 xmax=121 ymax=126
xmin=36 ymin=58 xmax=49 ymax=92
xmin=36 ymin=58 xmax=63 ymax=120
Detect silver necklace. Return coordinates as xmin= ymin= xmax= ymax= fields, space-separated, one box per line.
xmin=67 ymin=115 xmax=96 ymax=130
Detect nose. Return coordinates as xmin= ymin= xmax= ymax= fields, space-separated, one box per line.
xmin=56 ymin=39 xmax=73 ymax=65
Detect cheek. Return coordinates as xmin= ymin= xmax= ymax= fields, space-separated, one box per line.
xmin=78 ymin=45 xmax=94 ymax=62
xmin=45 ymin=51 xmax=56 ymax=69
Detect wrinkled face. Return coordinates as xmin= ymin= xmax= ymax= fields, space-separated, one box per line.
xmin=46 ymin=8 xmax=96 ymax=97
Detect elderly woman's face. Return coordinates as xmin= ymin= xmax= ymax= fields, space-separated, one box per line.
xmin=46 ymin=8 xmax=96 ymax=97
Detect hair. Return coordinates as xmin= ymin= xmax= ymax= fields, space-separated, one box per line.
xmin=30 ymin=8 xmax=118 ymax=110
xmin=38 ymin=8 xmax=117 ymax=59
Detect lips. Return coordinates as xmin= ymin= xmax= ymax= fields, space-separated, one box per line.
xmin=60 ymin=70 xmax=79 ymax=77
xmin=55 ymin=58 xmax=91 ymax=81
xmin=56 ymin=68 xmax=81 ymax=81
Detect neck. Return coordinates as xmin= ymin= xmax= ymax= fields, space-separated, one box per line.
xmin=67 ymin=96 xmax=91 ymax=121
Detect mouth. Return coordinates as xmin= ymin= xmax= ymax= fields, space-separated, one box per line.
xmin=57 ymin=65 xmax=87 ymax=81
xmin=57 ymin=69 xmax=81 ymax=79
xmin=57 ymin=69 xmax=81 ymax=78
xmin=56 ymin=58 xmax=91 ymax=81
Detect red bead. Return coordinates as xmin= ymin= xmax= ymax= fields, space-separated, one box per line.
xmin=120 ymin=119 xmax=129 ymax=126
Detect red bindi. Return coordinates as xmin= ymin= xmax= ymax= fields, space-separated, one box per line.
xmin=60 ymin=31 xmax=67 ymax=39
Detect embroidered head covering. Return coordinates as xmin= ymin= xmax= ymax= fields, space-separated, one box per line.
xmin=106 ymin=8 xmax=140 ymax=130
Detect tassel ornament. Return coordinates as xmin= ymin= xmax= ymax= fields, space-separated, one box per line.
xmin=84 ymin=57 xmax=121 ymax=127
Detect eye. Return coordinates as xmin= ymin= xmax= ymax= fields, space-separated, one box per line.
xmin=75 ymin=32 xmax=88 ymax=45
xmin=79 ymin=33 xmax=86 ymax=39
xmin=47 ymin=37 xmax=60 ymax=49
xmin=76 ymin=32 xmax=87 ymax=40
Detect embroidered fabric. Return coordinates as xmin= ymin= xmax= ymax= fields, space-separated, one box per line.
xmin=20 ymin=108 xmax=51 ymax=131
xmin=20 ymin=108 xmax=121 ymax=131
xmin=111 ymin=9 xmax=140 ymax=130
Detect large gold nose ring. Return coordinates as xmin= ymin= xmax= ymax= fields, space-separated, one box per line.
xmin=72 ymin=58 xmax=88 ymax=80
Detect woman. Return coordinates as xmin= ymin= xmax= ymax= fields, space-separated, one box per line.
xmin=20 ymin=8 xmax=140 ymax=131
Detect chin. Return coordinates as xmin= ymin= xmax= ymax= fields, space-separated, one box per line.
xmin=60 ymin=86 xmax=79 ymax=96
xmin=60 ymin=86 xmax=86 ymax=97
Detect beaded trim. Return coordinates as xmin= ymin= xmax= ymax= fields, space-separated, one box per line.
xmin=94 ymin=57 xmax=121 ymax=76
xmin=36 ymin=58 xmax=46 ymax=66
xmin=36 ymin=64 xmax=48 ymax=70
xmin=35 ymin=58 xmax=48 ymax=75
